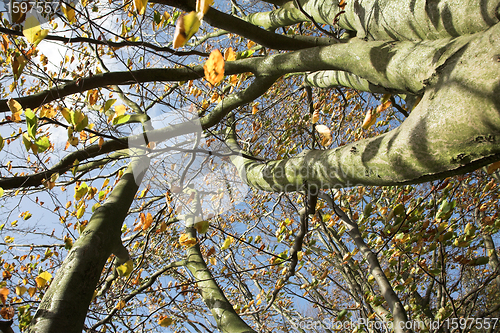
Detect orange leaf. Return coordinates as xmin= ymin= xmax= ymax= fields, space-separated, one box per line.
xmin=487 ymin=161 xmax=500 ymax=174
xmin=87 ymin=89 xmax=99 ymax=106
xmin=361 ymin=109 xmax=377 ymax=129
xmin=142 ymin=212 xmax=153 ymax=230
xmin=0 ymin=307 xmax=14 ymax=320
xmin=203 ymin=49 xmax=225 ymax=86
xmin=224 ymin=47 xmax=236 ymax=61
xmin=0 ymin=288 xmax=9 ymax=305
xmin=179 ymin=233 xmax=197 ymax=248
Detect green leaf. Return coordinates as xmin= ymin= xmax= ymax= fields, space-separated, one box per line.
xmin=75 ymin=114 xmax=88 ymax=132
xmin=104 ymin=99 xmax=117 ymax=112
xmin=25 ymin=108 xmax=38 ymax=139
xmin=35 ymin=136 xmax=50 ymax=153
xmin=113 ymin=114 xmax=131 ymax=125
xmin=0 ymin=135 xmax=4 ymax=152
xmin=237 ymin=49 xmax=255 ymax=59
xmin=22 ymin=133 xmax=32 ymax=151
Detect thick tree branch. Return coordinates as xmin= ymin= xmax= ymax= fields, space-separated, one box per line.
xmin=29 ymin=155 xmax=150 ymax=333
xmin=225 ymin=24 xmax=500 ymax=191
xmin=152 ymin=0 xmax=336 ymax=50
xmin=321 ymin=193 xmax=410 ymax=333
xmin=0 ymin=76 xmax=277 ymax=190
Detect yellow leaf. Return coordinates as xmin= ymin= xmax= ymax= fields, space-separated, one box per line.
xmin=221 ymin=236 xmax=233 ymax=250
xmin=23 ymin=16 xmax=49 ymax=46
xmin=224 ymin=47 xmax=236 ymax=61
xmin=134 ymin=0 xmax=148 ymax=15
xmin=159 ymin=316 xmax=173 ymax=327
xmin=68 ymin=136 xmax=79 ymax=146
xmin=74 ymin=182 xmax=88 ymax=201
xmin=36 ymin=271 xmax=52 ymax=288
xmin=62 ymin=3 xmax=76 ymax=23
xmin=311 ymin=109 xmax=320 ymax=124
xmin=116 ymin=300 xmax=126 ymax=310
xmin=0 ymin=188 xmax=3 ymax=197
xmin=7 ymin=99 xmax=23 ymax=122
xmin=361 ymin=109 xmax=377 ymax=129
xmin=115 ymin=104 xmax=126 ymax=116
xmin=76 ymin=205 xmax=85 ymax=219
xmin=204 ymin=49 xmax=225 ymax=86
xmin=196 ymin=0 xmax=213 ymax=16
xmin=179 ymin=233 xmax=197 ymax=248
xmin=27 ymin=287 xmax=36 ymax=297
xmin=116 ymin=259 xmax=133 ymax=277
xmin=0 ymin=288 xmax=9 ymax=305
xmin=315 ymin=125 xmax=332 ymax=146
xmin=15 ymin=286 xmax=27 ymax=296
xmin=172 ymin=12 xmax=201 ymax=48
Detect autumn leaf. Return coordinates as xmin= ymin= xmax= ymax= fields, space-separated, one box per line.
xmin=62 ymin=2 xmax=76 ymax=23
xmin=15 ymin=286 xmax=27 ymax=296
xmin=0 ymin=288 xmax=9 ymax=305
xmin=23 ymin=16 xmax=49 ymax=46
xmin=221 ymin=236 xmax=233 ymax=250
xmin=204 ymin=49 xmax=225 ymax=86
xmin=224 ymin=47 xmax=236 ymax=61
xmin=27 ymin=287 xmax=36 ymax=297
xmin=361 ymin=109 xmax=377 ymax=129
xmin=315 ymin=124 xmax=332 ymax=146
xmin=7 ymin=99 xmax=23 ymax=122
xmin=141 ymin=212 xmax=153 ymax=230
xmin=35 ymin=271 xmax=52 ymax=288
xmin=487 ymin=161 xmax=500 ymax=174
xmin=134 ymin=0 xmax=148 ymax=15
xmin=311 ymin=109 xmax=320 ymax=124
xmin=194 ymin=219 xmax=209 ymax=234
xmin=0 ymin=307 xmax=14 ymax=320
xmin=376 ymin=100 xmax=391 ymax=113
xmin=116 ymin=259 xmax=134 ymax=277
xmin=196 ymin=0 xmax=213 ymax=17
xmin=179 ymin=233 xmax=197 ymax=248
xmin=159 ymin=316 xmax=173 ymax=327
xmin=115 ymin=300 xmax=126 ymax=310
xmin=173 ymin=12 xmax=201 ymax=48
xmin=12 ymin=54 xmax=29 ymax=80
xmin=74 ymin=182 xmax=88 ymax=201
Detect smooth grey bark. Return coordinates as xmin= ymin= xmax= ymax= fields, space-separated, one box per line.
xmin=183 ymin=193 xmax=256 ymax=333
xmin=320 ymin=194 xmax=410 ymax=333
xmin=226 ymin=23 xmax=500 ymax=192
xmin=247 ymin=0 xmax=500 ymax=41
xmin=28 ymin=156 xmax=150 ymax=333
xmin=304 ymin=70 xmax=402 ymax=94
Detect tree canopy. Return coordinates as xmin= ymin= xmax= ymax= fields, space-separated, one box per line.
xmin=0 ymin=0 xmax=499 ymax=332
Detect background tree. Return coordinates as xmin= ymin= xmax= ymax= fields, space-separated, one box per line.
xmin=0 ymin=0 xmax=499 ymax=332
